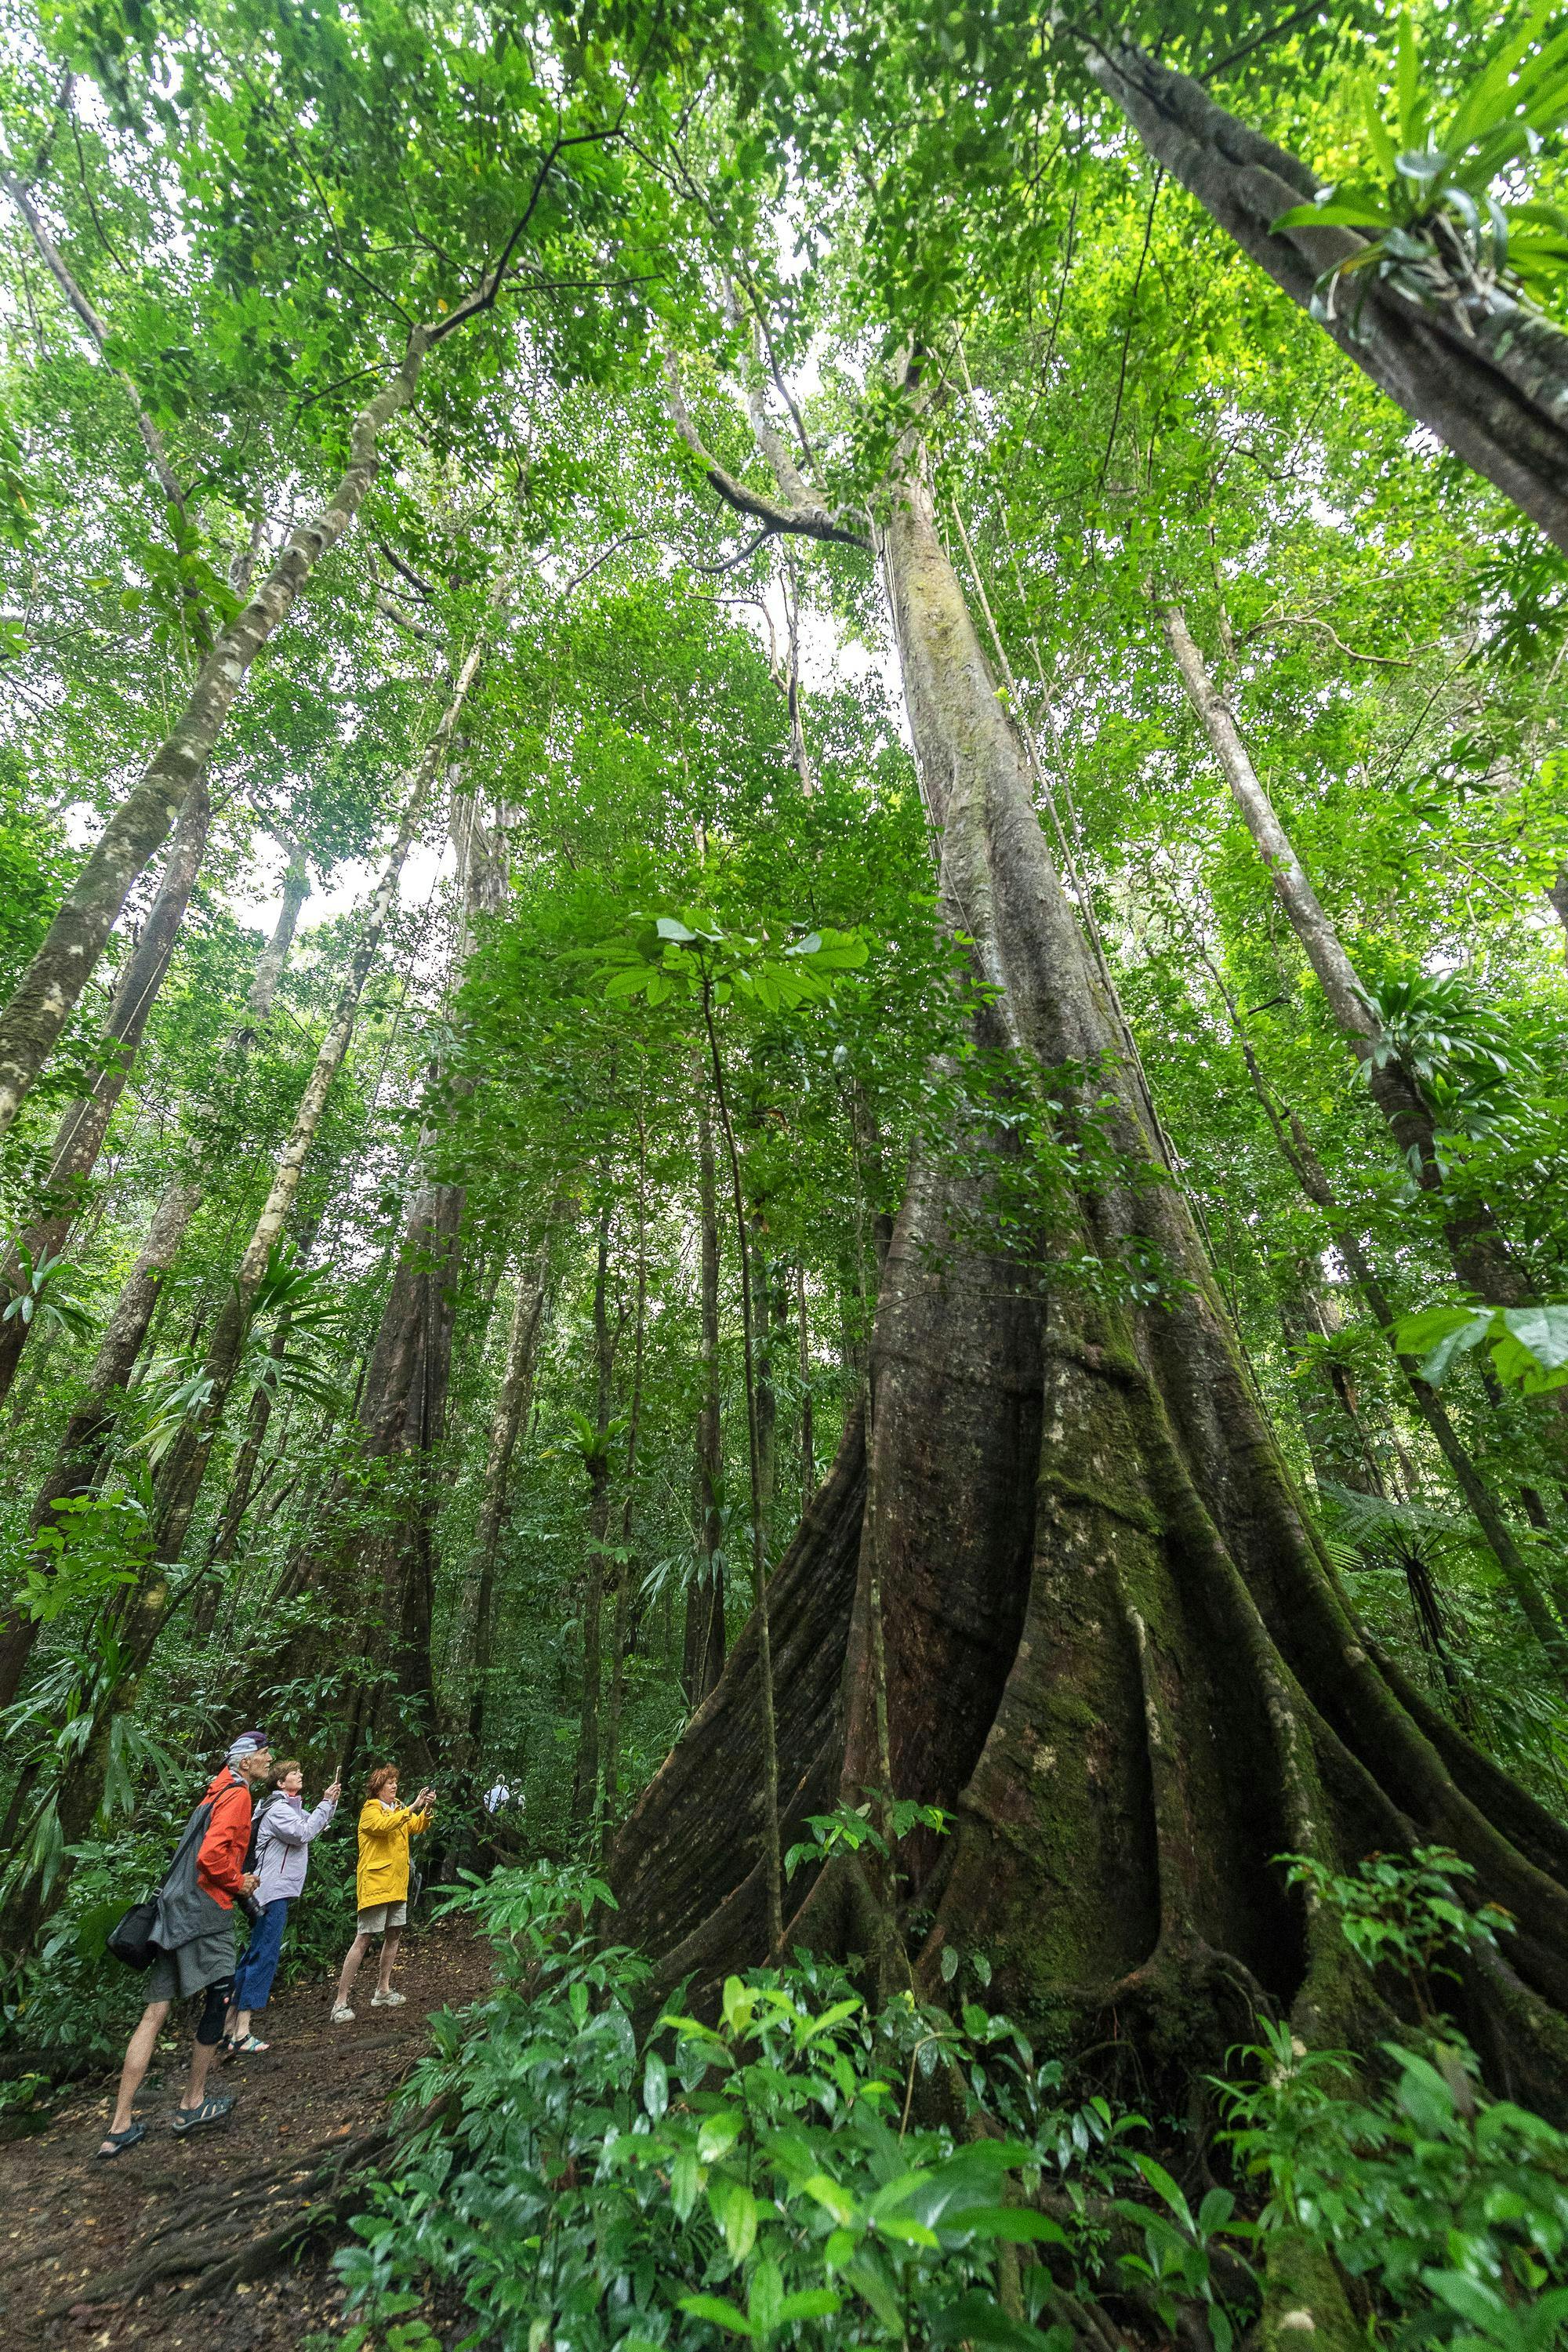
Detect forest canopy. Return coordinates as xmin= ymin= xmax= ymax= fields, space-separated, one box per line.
xmin=5 ymin=0 xmax=1568 ymax=2342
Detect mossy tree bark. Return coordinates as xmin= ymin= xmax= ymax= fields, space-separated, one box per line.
xmin=0 ymin=779 xmax=209 ymax=1410
xmin=608 ymin=437 xmax=1568 ymax=2119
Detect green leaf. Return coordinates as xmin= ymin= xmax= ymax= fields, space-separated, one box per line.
xmin=677 ymin=2294 xmax=754 ymax=2338
xmin=956 ymin=2206 xmax=1071 ymax=2246
xmin=709 ymin=2175 xmax=759 ymax=2262
xmin=802 ymin=2172 xmax=856 ymax=2225
xmin=698 ymin=2110 xmax=742 ymax=2162
xmin=1500 ymin=1305 xmax=1568 ymax=1374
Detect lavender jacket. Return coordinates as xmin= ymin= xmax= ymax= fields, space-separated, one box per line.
xmin=254 ymin=1791 xmax=338 ymax=1906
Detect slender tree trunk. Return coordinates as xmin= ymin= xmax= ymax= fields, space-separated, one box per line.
xmin=23 ymin=664 xmax=481 ymax=1900
xmin=0 ymin=1181 xmax=200 ymax=1707
xmin=1163 ymin=604 xmax=1534 ymax=1311
xmin=1083 ymin=40 xmax=1568 ymax=552
xmin=797 ymin=1261 xmax=815 ymax=1513
xmin=700 ymin=980 xmax=785 ymax=1955
xmin=604 ymin=1214 xmax=648 ymax=1833
xmin=1280 ymin=1287 xmax=1384 ymax=1500
xmin=2 ymin=855 xmax=310 ymax=1699
xmin=244 ymin=840 xmax=310 ymax=1026
xmin=683 ymin=1099 xmax=726 ymax=1704
xmin=572 ymin=1204 xmax=618 ymax=1833
xmin=607 ymin=439 xmax=1568 ymax=2128
xmin=0 ymin=779 xmax=209 ymax=1410
xmin=749 ymin=1210 xmax=779 ymax=1526
xmin=0 ymin=332 xmax=430 ymax=1137
xmin=1214 ymin=969 xmax=1568 ymax=1679
xmin=453 ymin=1239 xmax=549 ymax=1761
xmin=148 ymin=642 xmax=482 ymax=1566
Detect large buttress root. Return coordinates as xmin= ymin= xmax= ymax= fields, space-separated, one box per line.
xmin=609 ymin=454 xmax=1568 ymax=2111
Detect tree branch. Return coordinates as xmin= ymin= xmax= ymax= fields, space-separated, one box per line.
xmin=662 ymin=354 xmax=869 ymax=552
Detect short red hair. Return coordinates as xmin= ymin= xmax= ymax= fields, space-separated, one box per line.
xmin=365 ymin=1762 xmax=400 ymax=1800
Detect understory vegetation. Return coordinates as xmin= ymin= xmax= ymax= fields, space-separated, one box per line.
xmin=4 ymin=0 xmax=1568 ymax=2339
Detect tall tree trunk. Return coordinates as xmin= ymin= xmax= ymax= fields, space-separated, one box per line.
xmin=1 ymin=846 xmax=310 ymax=1700
xmin=243 ymin=839 xmax=310 ymax=1028
xmin=0 ymin=1180 xmax=200 ymax=1708
xmin=683 ymin=1101 xmax=726 ymax=1706
xmin=0 ymin=333 xmax=430 ymax=1137
xmin=749 ymin=1210 xmax=779 ymax=1527
xmin=148 ymin=642 xmax=482 ymax=1567
xmin=1082 ymin=39 xmax=1568 ymax=552
xmin=1279 ymin=1283 xmax=1383 ymax=1500
xmin=1210 ymin=956 xmax=1568 ymax=1677
xmin=455 ymin=1240 xmax=550 ymax=1762
xmin=572 ymin=1204 xmax=618 ymax=1833
xmin=191 ymin=1213 xmax=323 ymax=1636
xmin=604 ymin=1219 xmax=648 ymax=1835
xmin=607 ymin=441 xmax=1568 ymax=2125
xmin=0 ymin=779 xmax=209 ymax=1410
xmin=1163 ymin=604 xmax=1537 ymax=1311
xmin=359 ymin=1179 xmax=466 ymax=1747
xmin=24 ymin=663 xmax=480 ymax=1902
xmin=797 ymin=1261 xmax=816 ymax=1513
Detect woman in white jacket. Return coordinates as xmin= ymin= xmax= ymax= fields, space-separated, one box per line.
xmin=222 ymin=1761 xmax=339 ymax=2054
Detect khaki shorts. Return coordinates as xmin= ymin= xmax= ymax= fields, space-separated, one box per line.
xmin=357 ymin=1900 xmax=407 ymax=1934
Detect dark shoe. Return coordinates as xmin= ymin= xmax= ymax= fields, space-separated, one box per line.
xmin=171 ymin=2094 xmax=235 ymax=2135
xmin=95 ymin=2122 xmax=147 ymax=2160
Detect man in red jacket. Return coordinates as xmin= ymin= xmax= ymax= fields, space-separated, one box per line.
xmin=97 ymin=1733 xmax=272 ymax=2158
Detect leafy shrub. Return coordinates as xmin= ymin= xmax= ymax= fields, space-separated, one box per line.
xmin=334 ymin=1863 xmax=1250 ymax=2351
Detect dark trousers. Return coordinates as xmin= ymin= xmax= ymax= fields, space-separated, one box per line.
xmin=230 ymin=1897 xmax=291 ymax=2014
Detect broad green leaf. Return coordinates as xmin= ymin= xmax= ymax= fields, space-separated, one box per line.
xmin=677 ymin=2294 xmax=753 ymax=2338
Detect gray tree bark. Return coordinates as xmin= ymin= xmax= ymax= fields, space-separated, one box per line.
xmin=1082 ymin=38 xmax=1568 ymax=552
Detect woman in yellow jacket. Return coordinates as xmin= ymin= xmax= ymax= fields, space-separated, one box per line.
xmin=330 ymin=1763 xmax=434 ymax=2023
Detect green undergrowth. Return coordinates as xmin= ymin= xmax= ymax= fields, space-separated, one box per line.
xmin=330 ymin=1850 xmax=1568 ymax=2352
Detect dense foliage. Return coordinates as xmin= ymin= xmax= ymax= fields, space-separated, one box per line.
xmin=5 ymin=0 xmax=1568 ymax=2339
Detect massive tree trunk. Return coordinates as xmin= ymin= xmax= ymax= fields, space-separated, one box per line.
xmin=0 ymin=779 xmax=209 ymax=1410
xmin=608 ymin=446 xmax=1568 ymax=2122
xmin=1082 ymin=38 xmax=1568 ymax=554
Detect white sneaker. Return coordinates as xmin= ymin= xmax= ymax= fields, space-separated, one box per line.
xmin=370 ymin=1989 xmax=406 ymax=2008
xmin=330 ymin=2002 xmax=354 ymax=2024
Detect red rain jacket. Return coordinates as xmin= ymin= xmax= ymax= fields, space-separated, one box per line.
xmin=195 ymin=1767 xmax=252 ymax=1908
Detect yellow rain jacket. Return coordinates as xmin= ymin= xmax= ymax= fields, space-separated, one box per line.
xmin=354 ymin=1798 xmax=430 ymax=1908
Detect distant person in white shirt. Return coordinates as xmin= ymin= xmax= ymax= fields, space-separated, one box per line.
xmin=485 ymin=1779 xmax=514 ymax=1815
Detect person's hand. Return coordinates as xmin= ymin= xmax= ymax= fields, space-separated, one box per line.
xmin=240 ymin=1871 xmax=260 ymax=1894
xmin=416 ymin=1787 xmax=436 ymax=1811
xmin=324 ymin=1780 xmax=341 ymax=1802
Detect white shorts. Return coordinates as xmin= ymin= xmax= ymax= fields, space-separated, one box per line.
xmin=357 ymin=1900 xmax=407 ymax=1933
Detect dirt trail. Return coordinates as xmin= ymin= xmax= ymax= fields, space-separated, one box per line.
xmin=0 ymin=1925 xmax=492 ymax=2350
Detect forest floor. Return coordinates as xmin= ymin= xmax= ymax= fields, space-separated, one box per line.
xmin=0 ymin=1922 xmax=492 ymax=2350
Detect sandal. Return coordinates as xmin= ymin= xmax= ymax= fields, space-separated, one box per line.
xmin=226 ymin=2034 xmax=270 ymax=2056
xmin=95 ymin=2121 xmax=147 ymax=2161
xmin=171 ymin=2093 xmax=235 ymax=2135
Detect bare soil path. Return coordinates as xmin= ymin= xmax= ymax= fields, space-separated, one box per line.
xmin=0 ymin=1924 xmax=492 ymax=2351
